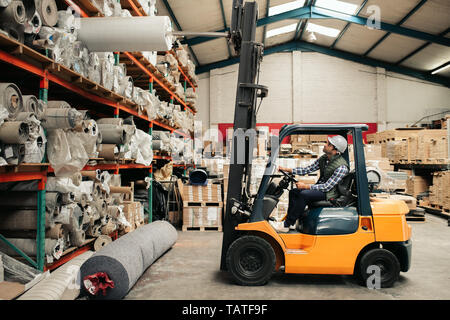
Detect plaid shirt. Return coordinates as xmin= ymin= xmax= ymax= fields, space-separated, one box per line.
xmin=293 ymin=159 xmax=349 ymax=193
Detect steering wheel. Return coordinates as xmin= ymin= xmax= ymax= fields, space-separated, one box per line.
xmin=279 ymin=169 xmax=298 ymax=183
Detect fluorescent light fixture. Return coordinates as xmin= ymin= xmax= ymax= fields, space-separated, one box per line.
xmin=306 ymin=23 xmax=340 ymax=37
xmin=266 ymin=23 xmax=298 ymax=38
xmin=268 ymin=0 xmax=306 ymax=16
xmin=315 ymin=0 xmax=359 ymax=15
xmin=431 ymin=62 xmax=450 ymax=75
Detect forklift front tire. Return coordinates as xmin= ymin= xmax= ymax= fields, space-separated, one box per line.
xmin=356 ymin=248 xmax=400 ymax=288
xmin=226 ymin=235 xmax=276 ymax=286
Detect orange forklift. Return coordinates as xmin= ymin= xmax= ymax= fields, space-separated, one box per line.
xmin=219 ymin=1 xmax=412 ymax=288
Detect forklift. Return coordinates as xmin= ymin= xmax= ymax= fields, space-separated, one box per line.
xmin=218 ymin=0 xmax=412 ymax=288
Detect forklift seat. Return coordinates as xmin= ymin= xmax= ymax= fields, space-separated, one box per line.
xmin=309 ymin=171 xmax=356 ymax=209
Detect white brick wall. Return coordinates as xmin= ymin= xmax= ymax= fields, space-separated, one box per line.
xmin=197 ymin=52 xmax=450 ymax=130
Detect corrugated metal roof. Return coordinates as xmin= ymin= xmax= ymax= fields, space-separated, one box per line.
xmin=157 ymin=0 xmax=450 ymax=83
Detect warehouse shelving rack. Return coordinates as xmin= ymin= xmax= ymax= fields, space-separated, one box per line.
xmin=0 ymin=0 xmax=198 ymax=272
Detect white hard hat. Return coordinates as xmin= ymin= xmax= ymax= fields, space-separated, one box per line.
xmin=328 ymin=135 xmax=347 ymax=153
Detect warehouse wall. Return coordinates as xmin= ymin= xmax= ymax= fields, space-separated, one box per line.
xmin=196 ymin=51 xmax=450 ymax=132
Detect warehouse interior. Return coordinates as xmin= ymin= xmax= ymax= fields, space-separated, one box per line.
xmin=0 ymin=0 xmax=449 ymax=304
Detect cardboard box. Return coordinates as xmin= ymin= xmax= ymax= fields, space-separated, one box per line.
xmin=182 ymin=206 xmax=222 ymax=227
xmin=406 ymin=175 xmax=430 ymax=197
xmin=180 ymin=184 xmax=222 ymax=202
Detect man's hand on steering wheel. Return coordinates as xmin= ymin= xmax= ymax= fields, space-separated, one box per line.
xmin=278 ymin=166 xmax=298 ymax=183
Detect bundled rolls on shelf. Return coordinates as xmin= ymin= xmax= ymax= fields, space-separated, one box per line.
xmin=80 ymin=221 xmax=177 ymax=300
xmin=96 ymin=118 xmax=123 ymax=126
xmin=41 ymin=107 xmax=83 ymax=129
xmin=0 ymin=82 xmax=23 ymax=119
xmin=76 ymin=16 xmax=174 ymax=52
xmin=46 ymin=100 xmax=71 ymax=109
xmin=98 ymin=124 xmax=126 ymax=145
xmin=22 ymin=95 xmax=40 ymax=115
xmin=35 ymin=0 xmax=58 ymax=27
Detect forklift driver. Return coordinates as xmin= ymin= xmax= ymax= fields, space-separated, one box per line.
xmin=272 ymin=135 xmax=349 ymax=233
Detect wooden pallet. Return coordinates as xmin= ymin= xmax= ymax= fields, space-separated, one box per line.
xmin=183 ymin=201 xmax=223 ymax=207
xmin=406 ymin=215 xmax=426 ymax=222
xmin=182 ymin=225 xmax=222 ymax=232
xmin=419 ymin=205 xmax=450 ymax=219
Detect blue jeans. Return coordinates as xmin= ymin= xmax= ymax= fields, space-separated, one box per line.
xmin=284 ymin=189 xmax=326 ymax=227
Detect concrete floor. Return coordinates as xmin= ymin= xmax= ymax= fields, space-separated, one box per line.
xmin=125 ymin=214 xmax=450 ymax=300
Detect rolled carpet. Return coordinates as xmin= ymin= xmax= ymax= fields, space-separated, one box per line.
xmin=80 ymin=220 xmax=177 ymax=299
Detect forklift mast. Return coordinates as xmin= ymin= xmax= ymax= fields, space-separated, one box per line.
xmin=220 ymin=0 xmax=267 ymax=270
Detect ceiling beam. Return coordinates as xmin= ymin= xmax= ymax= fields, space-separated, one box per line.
xmin=363 ymin=0 xmax=428 ymax=57
xmin=161 ymin=0 xmax=200 ymax=66
xmin=184 ymin=4 xmax=450 ymax=48
xmin=195 ymin=40 xmax=450 ymax=87
xmin=294 ymin=0 xmax=313 ymax=41
xmin=331 ymin=0 xmax=368 ymax=49
xmin=218 ymin=0 xmax=232 ymax=58
xmin=395 ymin=27 xmax=450 ymax=65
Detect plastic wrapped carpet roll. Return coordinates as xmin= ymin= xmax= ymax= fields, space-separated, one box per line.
xmin=98 ymin=124 xmax=126 ymax=145
xmin=96 ymin=118 xmax=123 ymax=126
xmin=18 ymin=251 xmax=94 ymax=301
xmin=98 ymin=144 xmax=118 ymax=160
xmin=0 ymin=82 xmax=23 ymax=119
xmin=46 ymin=100 xmax=71 ymax=109
xmin=41 ymin=107 xmax=81 ymax=129
xmin=80 ymin=221 xmax=177 ymax=299
xmin=77 ymin=16 xmax=173 ymax=52
xmin=0 ymin=1 xmax=26 ymax=24
xmin=152 ymin=140 xmax=163 ymax=150
xmin=35 ymin=0 xmax=58 ymax=27
xmin=23 ymin=132 xmax=46 ymax=163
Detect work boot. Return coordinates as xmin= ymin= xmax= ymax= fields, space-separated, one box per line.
xmin=269 ymin=220 xmax=290 ymax=233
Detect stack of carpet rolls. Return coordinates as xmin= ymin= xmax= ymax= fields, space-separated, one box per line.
xmin=0 ymin=170 xmax=141 ymax=264
xmin=0 ymin=82 xmax=47 ymax=165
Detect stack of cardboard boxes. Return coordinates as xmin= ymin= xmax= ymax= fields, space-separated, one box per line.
xmin=428 ymin=171 xmax=450 ymax=211
xmin=178 ymin=180 xmax=223 ymax=231
xmin=367 ymin=128 xmax=449 ymax=164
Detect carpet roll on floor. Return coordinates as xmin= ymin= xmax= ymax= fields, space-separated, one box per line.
xmin=80 ymin=220 xmax=177 ymax=299
xmin=18 ymin=250 xmax=94 ymax=300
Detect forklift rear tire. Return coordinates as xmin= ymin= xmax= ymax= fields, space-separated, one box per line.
xmin=226 ymin=235 xmax=276 ymax=286
xmin=357 ymin=248 xmax=400 ymax=288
